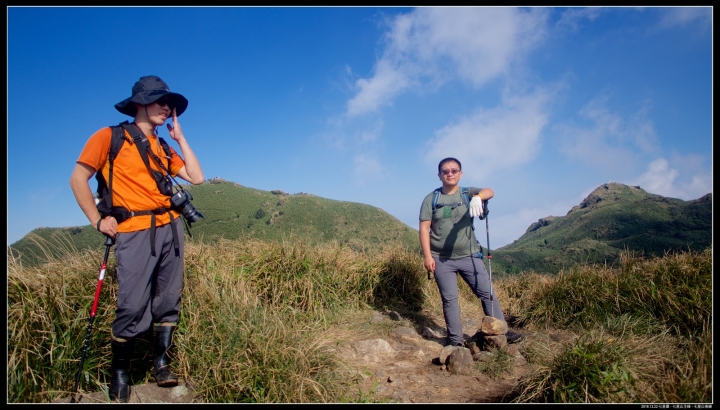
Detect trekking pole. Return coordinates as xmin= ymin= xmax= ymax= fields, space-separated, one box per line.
xmin=482 ymin=200 xmax=494 ymax=318
xmin=70 ymin=234 xmax=115 ymax=403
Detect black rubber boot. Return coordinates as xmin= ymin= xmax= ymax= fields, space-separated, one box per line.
xmin=109 ymin=338 xmax=134 ymax=403
xmin=506 ymin=330 xmax=524 ymax=344
xmin=152 ymin=325 xmax=179 ymax=387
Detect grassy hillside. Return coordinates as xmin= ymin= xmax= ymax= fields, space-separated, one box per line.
xmin=8 ymin=181 xmax=711 ymax=276
xmin=491 ymin=183 xmax=712 ymax=276
xmin=8 ymin=179 xmax=420 ymax=267
xmin=185 ymin=179 xmax=418 ymax=252
xmin=7 ymin=235 xmax=712 ymax=403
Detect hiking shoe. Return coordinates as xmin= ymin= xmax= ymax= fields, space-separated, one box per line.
xmin=506 ymin=331 xmax=524 ymax=344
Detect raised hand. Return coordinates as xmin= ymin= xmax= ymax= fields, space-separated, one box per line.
xmin=166 ymin=107 xmax=185 ymax=143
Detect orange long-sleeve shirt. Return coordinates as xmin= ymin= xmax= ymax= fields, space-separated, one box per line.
xmin=77 ymin=126 xmax=185 ymax=232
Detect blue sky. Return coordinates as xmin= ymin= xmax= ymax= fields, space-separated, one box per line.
xmin=7 ymin=6 xmax=713 ymax=248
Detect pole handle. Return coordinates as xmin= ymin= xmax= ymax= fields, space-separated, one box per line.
xmin=104 ymin=235 xmax=115 ymax=246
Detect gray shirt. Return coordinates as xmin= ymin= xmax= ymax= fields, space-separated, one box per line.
xmin=419 ymin=187 xmax=482 ymax=259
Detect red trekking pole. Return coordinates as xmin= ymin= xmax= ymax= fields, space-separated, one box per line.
xmin=70 ymin=235 xmax=115 ymax=403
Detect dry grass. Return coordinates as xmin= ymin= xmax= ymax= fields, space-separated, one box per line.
xmin=7 ymin=236 xmax=428 ymax=403
xmin=7 ymin=237 xmax=711 ymax=404
xmin=504 ymin=248 xmax=712 ymax=403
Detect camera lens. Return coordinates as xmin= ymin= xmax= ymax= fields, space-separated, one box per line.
xmin=171 ymin=190 xmax=204 ymax=223
xmin=181 ymin=202 xmax=203 ymax=222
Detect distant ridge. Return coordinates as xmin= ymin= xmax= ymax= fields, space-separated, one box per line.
xmin=8 ymin=181 xmax=711 ymax=275
xmin=491 ymin=183 xmax=712 ymax=275
xmin=8 ymin=179 xmax=420 ymax=268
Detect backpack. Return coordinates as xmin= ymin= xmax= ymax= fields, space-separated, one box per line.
xmin=95 ymin=121 xmax=173 ymax=222
xmin=431 ymin=186 xmax=484 ymax=257
xmin=95 ymin=121 xmax=181 ymax=256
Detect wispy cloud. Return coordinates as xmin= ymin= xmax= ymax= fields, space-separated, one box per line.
xmin=346 ymin=7 xmax=549 ymax=117
xmin=319 ymin=117 xmax=384 ymax=150
xmin=346 ymin=59 xmax=409 ymax=116
xmin=631 ymin=157 xmax=712 ymax=200
xmin=555 ymin=6 xmax=608 ymax=32
xmin=655 ymin=6 xmax=712 ymax=31
xmin=554 ymin=95 xmax=658 ymax=173
xmin=353 ymin=154 xmax=384 ymax=185
xmin=424 ymin=87 xmax=555 ymax=180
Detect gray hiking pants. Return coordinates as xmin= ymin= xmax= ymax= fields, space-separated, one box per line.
xmin=433 ymin=254 xmax=504 ymax=345
xmin=111 ymin=218 xmax=185 ymax=340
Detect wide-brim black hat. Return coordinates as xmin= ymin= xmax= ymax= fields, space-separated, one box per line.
xmin=115 ymin=75 xmax=189 ymax=117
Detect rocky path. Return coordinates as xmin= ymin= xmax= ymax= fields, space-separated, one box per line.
xmin=59 ymin=309 xmax=569 ymax=404
xmin=328 ymin=310 xmax=537 ymax=403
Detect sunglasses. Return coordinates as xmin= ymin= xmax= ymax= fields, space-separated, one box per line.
xmin=440 ymin=169 xmax=460 ymax=175
xmin=154 ymin=96 xmax=174 ymax=108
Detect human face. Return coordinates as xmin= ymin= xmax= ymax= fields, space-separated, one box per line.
xmin=438 ymin=162 xmax=462 ymax=186
xmin=146 ymin=97 xmax=172 ymax=125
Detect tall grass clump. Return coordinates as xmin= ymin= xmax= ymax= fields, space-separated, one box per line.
xmin=7 ymin=235 xmax=428 ymax=403
xmin=503 ymin=248 xmax=712 ymax=337
xmin=513 ymin=330 xmax=676 ymax=403
xmin=8 ymin=243 xmax=119 ymax=403
xmin=498 ymin=248 xmax=712 ymax=403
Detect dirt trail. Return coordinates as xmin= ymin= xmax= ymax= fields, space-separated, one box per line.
xmin=59 ymin=309 xmax=573 ymax=404
xmin=326 ymin=309 xmax=541 ymax=403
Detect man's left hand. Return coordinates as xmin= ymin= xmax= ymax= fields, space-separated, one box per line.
xmin=469 ymin=195 xmax=483 ymax=218
xmin=167 ymin=108 xmax=184 ymax=143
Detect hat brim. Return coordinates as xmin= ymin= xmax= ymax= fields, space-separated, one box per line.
xmin=115 ymin=91 xmax=188 ymax=117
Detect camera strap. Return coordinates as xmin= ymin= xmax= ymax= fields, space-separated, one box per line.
xmin=119 ymin=122 xmax=173 ymax=192
xmin=99 ymin=122 xmax=180 ymax=256
xmin=125 ymin=123 xmax=201 ymax=239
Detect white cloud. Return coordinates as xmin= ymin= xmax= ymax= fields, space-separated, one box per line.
xmin=634 ymin=158 xmax=678 ymax=196
xmin=554 ymin=95 xmax=658 ymax=172
xmin=555 ymin=6 xmax=608 ymax=32
xmin=631 ymin=157 xmax=712 ymax=200
xmin=353 ymin=154 xmax=384 ymax=185
xmin=346 ymin=7 xmax=549 ymax=117
xmin=424 ymin=88 xmax=553 ymax=179
xmin=319 ymin=117 xmax=384 ymax=150
xmin=346 ymin=59 xmax=409 ymax=116
xmin=655 ymin=7 xmax=712 ymax=31
xmin=627 ymin=99 xmax=658 ymax=153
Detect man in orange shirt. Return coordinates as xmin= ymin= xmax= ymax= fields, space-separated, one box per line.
xmin=70 ymin=75 xmax=204 ymax=402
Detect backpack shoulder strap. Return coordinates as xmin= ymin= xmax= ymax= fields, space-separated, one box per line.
xmin=109 ymin=124 xmax=129 ymax=162
xmin=157 ymin=137 xmax=172 ymax=169
xmin=432 ymin=187 xmax=442 ymax=209
xmin=158 ymin=137 xmax=171 ymax=155
xmin=461 ymin=187 xmax=470 ymax=207
xmin=120 ymin=122 xmax=151 ymax=166
xmin=96 ymin=124 xmax=130 ymax=218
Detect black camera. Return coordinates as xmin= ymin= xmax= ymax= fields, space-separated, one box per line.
xmin=170 ymin=189 xmax=204 ymax=223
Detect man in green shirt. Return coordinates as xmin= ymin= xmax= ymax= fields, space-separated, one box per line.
xmin=419 ymin=157 xmax=523 ymax=347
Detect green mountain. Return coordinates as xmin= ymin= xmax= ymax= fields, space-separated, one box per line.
xmin=490 ymin=183 xmax=712 ymax=276
xmin=9 ymin=181 xmax=711 ymax=276
xmin=8 ymin=179 xmax=420 ymax=267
